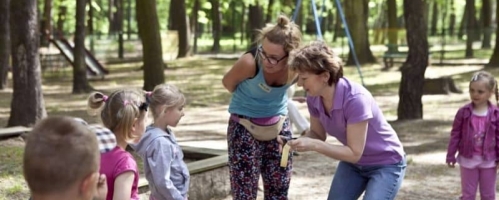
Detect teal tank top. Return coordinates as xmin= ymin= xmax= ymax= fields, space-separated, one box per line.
xmin=228 ymin=58 xmax=290 ymax=118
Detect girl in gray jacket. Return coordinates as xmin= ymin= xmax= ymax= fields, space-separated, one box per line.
xmin=133 ymin=84 xmax=189 ymax=200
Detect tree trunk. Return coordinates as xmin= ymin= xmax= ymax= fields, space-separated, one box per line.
xmin=168 ymin=0 xmax=177 ymax=30
xmin=114 ymin=0 xmax=124 ymax=32
xmin=73 ymin=0 xmax=93 ymax=93
xmin=173 ymin=0 xmax=190 ymax=58
xmin=465 ymin=0 xmax=475 ymax=58
xmin=344 ymin=0 xmax=376 ymax=65
xmin=136 ymin=0 xmax=165 ymax=91
xmin=56 ymin=5 xmax=67 ymax=35
xmin=397 ymin=0 xmax=429 ymax=120
xmin=108 ymin=0 xmax=114 ymax=33
xmin=41 ymin=0 xmax=52 ymax=47
xmin=87 ymin=0 xmax=93 ymax=34
xmin=430 ymin=1 xmax=438 ymax=36
xmin=0 ymin=0 xmax=9 ymax=90
xmin=265 ymin=0 xmax=274 ymax=23
xmin=247 ymin=2 xmax=264 ymax=49
xmin=240 ymin=3 xmax=246 ymax=45
xmin=481 ymin=0 xmax=492 ymax=49
xmin=210 ymin=0 xmax=222 ymax=52
xmin=458 ymin=5 xmax=467 ymax=39
xmin=192 ymin=0 xmax=199 ymax=53
xmin=485 ymin=0 xmax=499 ymax=67
xmin=448 ymin=0 xmax=456 ymax=36
xmin=9 ymin=0 xmax=47 ymax=126
xmin=387 ymin=0 xmax=398 ymax=46
xmin=333 ymin=5 xmax=342 ymax=42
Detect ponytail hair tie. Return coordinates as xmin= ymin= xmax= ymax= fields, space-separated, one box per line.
xmin=102 ymin=95 xmax=109 ymax=102
xmin=145 ymin=91 xmax=152 ymax=104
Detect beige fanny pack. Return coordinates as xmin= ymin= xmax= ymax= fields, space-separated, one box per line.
xmin=231 ymin=115 xmax=286 ymax=141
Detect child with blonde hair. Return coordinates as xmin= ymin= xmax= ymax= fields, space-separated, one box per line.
xmin=133 ymin=83 xmax=190 ymax=200
xmin=24 ymin=116 xmax=107 ymax=200
xmin=88 ymin=89 xmax=149 ymax=200
xmin=446 ymin=71 xmax=499 ymax=200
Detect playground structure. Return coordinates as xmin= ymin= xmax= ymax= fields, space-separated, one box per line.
xmin=47 ymin=37 xmax=109 ymax=78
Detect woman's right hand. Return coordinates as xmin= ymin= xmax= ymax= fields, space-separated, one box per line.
xmin=447 ymin=161 xmax=456 ymax=168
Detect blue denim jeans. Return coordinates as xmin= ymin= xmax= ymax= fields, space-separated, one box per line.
xmin=327 ymin=156 xmax=407 ymax=200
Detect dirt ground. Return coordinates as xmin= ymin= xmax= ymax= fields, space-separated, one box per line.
xmin=0 ymin=58 xmax=495 ymax=199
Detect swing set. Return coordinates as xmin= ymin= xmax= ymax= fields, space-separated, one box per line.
xmin=291 ymin=0 xmax=365 ymax=86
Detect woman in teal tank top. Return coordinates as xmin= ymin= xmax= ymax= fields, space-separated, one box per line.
xmin=222 ymin=15 xmax=303 ymax=200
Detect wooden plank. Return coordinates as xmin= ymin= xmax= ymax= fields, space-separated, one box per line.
xmin=180 ymin=145 xmax=227 ymax=160
xmin=187 ymin=154 xmax=228 ymax=175
xmin=138 ymin=154 xmax=229 ymax=191
xmin=0 ymin=126 xmax=32 ymax=138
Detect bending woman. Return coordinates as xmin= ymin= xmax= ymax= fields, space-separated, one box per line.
xmin=286 ymin=41 xmax=406 ymax=200
xmin=222 ymin=15 xmax=302 ymax=199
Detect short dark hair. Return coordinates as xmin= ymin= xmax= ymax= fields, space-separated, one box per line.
xmin=23 ymin=116 xmax=99 ymax=194
xmin=288 ymin=41 xmax=344 ymax=86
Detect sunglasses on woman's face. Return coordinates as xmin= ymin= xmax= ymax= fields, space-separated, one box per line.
xmin=258 ymin=46 xmax=288 ymax=65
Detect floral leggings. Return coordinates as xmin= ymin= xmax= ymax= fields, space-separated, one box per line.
xmin=227 ymin=117 xmax=293 ymax=200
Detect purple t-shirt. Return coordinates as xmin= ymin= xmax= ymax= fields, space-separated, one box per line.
xmin=100 ymin=146 xmax=139 ymax=200
xmin=307 ymin=77 xmax=404 ymax=165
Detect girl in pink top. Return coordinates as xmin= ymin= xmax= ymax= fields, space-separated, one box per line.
xmin=446 ymin=71 xmax=499 ymax=200
xmin=88 ymin=89 xmax=149 ymax=200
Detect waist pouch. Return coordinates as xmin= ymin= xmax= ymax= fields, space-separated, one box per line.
xmin=231 ymin=114 xmax=285 ymax=141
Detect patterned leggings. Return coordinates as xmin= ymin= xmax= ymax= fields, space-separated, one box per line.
xmin=227 ymin=117 xmax=293 ymax=200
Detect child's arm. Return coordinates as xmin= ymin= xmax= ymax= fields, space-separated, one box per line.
xmin=148 ymin=139 xmax=185 ymax=200
xmin=446 ymin=108 xmax=464 ymax=167
xmin=495 ymin=110 xmax=499 ymax=167
xmin=112 ymin=171 xmax=135 ymax=200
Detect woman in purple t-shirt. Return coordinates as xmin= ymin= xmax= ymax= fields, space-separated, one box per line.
xmin=284 ymin=41 xmax=406 ymax=200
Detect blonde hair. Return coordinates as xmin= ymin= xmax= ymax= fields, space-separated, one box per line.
xmin=24 ymin=116 xmax=99 ymax=194
xmin=470 ymin=70 xmax=499 ymax=106
xmin=147 ymin=83 xmax=186 ymax=119
xmin=87 ymin=89 xmax=147 ymax=142
xmin=256 ymin=15 xmax=302 ymax=54
xmin=288 ymin=41 xmax=344 ymax=86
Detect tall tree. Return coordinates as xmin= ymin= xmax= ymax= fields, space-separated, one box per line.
xmin=465 ymin=0 xmax=475 ymax=58
xmin=344 ymin=0 xmax=376 ymax=65
xmin=136 ymin=0 xmax=165 ymax=91
xmin=430 ymin=1 xmax=438 ymax=36
xmin=0 ymin=0 xmax=9 ymax=90
xmin=210 ymin=0 xmax=222 ymax=52
xmin=73 ymin=0 xmax=93 ymax=93
xmin=9 ymin=0 xmax=47 ymax=126
xmin=265 ymin=0 xmax=275 ymax=23
xmin=41 ymin=0 xmax=52 ymax=46
xmin=192 ymin=0 xmax=200 ymax=53
xmin=387 ymin=0 xmax=398 ymax=49
xmin=448 ymin=0 xmax=456 ymax=35
xmin=397 ymin=0 xmax=429 ymax=120
xmin=171 ymin=0 xmax=190 ymax=58
xmin=481 ymin=0 xmax=492 ymax=49
xmin=247 ymin=1 xmax=264 ymax=49
xmin=485 ymin=0 xmax=499 ymax=67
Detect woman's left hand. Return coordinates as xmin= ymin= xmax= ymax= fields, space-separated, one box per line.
xmin=287 ymin=137 xmax=317 ymax=152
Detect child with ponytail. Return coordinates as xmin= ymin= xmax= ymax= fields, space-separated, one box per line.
xmin=87 ymin=89 xmax=149 ymax=200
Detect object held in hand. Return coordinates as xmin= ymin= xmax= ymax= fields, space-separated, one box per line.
xmin=280 ymin=144 xmax=291 ymax=167
xmin=280 ymin=137 xmax=297 ymax=167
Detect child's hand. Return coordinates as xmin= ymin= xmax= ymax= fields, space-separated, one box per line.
xmin=94 ymin=174 xmax=107 ymax=200
xmin=447 ymin=162 xmax=456 ymax=168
